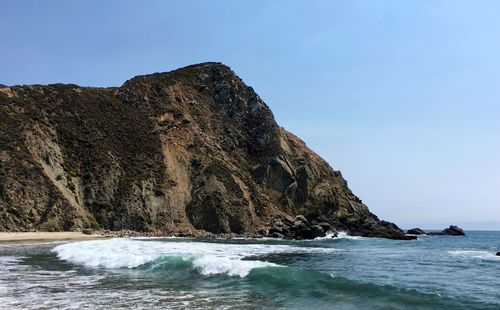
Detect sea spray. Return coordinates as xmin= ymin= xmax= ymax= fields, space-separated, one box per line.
xmin=313 ymin=231 xmax=366 ymax=241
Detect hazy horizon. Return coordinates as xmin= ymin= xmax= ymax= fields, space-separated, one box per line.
xmin=1 ymin=0 xmax=499 ymax=230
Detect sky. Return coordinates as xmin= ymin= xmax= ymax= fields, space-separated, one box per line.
xmin=1 ymin=0 xmax=499 ymax=230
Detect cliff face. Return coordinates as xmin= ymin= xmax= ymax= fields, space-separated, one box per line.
xmin=0 ymin=62 xmax=407 ymax=239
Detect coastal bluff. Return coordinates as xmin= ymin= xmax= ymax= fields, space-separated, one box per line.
xmin=0 ymin=62 xmax=410 ymax=239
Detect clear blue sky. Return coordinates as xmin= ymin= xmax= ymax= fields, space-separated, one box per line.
xmin=1 ymin=0 xmax=499 ymax=229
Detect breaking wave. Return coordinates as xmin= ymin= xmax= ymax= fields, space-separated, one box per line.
xmin=314 ymin=231 xmax=366 ymax=241
xmin=52 ymin=238 xmax=335 ymax=277
xmin=447 ymin=250 xmax=500 ymax=261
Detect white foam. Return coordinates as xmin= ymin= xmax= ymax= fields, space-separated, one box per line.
xmin=335 ymin=231 xmax=364 ymax=240
xmin=313 ymin=231 xmax=338 ymax=240
xmin=313 ymin=231 xmax=366 ymax=241
xmin=52 ymin=238 xmax=336 ymax=277
xmin=53 ymin=239 xmax=158 ymax=269
xmin=193 ymin=255 xmax=278 ymax=277
xmin=447 ymin=250 xmax=500 ymax=261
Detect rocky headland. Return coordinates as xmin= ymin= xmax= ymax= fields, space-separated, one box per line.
xmin=0 ymin=62 xmax=414 ymax=240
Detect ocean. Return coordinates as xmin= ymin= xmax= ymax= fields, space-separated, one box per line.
xmin=0 ymin=231 xmax=498 ymax=309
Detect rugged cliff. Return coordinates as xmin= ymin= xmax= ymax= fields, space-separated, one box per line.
xmin=0 ymin=62 xmax=409 ymax=239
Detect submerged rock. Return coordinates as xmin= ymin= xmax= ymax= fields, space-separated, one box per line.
xmin=428 ymin=225 xmax=465 ymax=236
xmin=407 ymin=228 xmax=426 ymax=235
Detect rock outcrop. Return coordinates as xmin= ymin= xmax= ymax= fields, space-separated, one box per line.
xmin=427 ymin=225 xmax=465 ymax=236
xmin=0 ymin=62 xmax=410 ymax=239
xmin=264 ymin=215 xmax=337 ymax=239
xmin=407 ymin=228 xmax=426 ymax=235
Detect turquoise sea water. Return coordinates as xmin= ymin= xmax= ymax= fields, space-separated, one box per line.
xmin=0 ymin=231 xmax=499 ymax=309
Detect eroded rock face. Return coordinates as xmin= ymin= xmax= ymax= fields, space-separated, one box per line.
xmin=0 ymin=62 xmax=408 ymax=239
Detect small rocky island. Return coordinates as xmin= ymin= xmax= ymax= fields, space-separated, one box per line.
xmin=406 ymin=225 xmax=466 ymax=236
xmin=0 ymin=62 xmax=418 ymax=240
xmin=407 ymin=228 xmax=426 ymax=235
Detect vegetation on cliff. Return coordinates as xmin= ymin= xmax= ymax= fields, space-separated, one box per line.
xmin=0 ymin=62 xmax=409 ymax=239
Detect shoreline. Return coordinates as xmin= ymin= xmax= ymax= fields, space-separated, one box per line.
xmin=0 ymin=232 xmax=112 ymax=244
xmin=4 ymin=227 xmax=484 ymax=244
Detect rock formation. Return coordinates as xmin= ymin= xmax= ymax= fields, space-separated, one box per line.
xmin=0 ymin=62 xmax=411 ymax=239
xmin=406 ymin=228 xmax=426 ymax=235
xmin=265 ymin=215 xmax=337 ymax=239
xmin=427 ymin=225 xmax=465 ymax=236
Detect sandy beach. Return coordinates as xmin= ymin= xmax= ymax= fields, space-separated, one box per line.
xmin=0 ymin=232 xmax=109 ymax=243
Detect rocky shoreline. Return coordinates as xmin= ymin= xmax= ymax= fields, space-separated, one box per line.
xmin=3 ymin=222 xmax=469 ymax=242
xmin=69 ymin=214 xmax=420 ymax=240
xmin=84 ymin=224 xmax=467 ymax=240
xmin=263 ymin=215 xmax=335 ymax=239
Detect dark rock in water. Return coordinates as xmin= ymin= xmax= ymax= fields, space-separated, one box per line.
xmin=310 ymin=225 xmax=325 ymax=238
xmin=0 ymin=62 xmax=410 ymax=240
xmin=270 ymin=232 xmax=284 ymax=239
xmin=442 ymin=225 xmax=465 ymax=236
xmin=428 ymin=225 xmax=465 ymax=236
xmin=496 ymin=252 xmax=500 ymax=257
xmin=407 ymin=228 xmax=426 ymax=235
xmin=345 ymin=219 xmax=415 ymax=240
xmin=329 ymin=231 xmax=339 ymax=238
xmin=318 ymin=222 xmax=333 ymax=233
xmin=82 ymin=228 xmax=93 ymax=235
xmin=266 ymin=215 xmax=328 ymax=239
